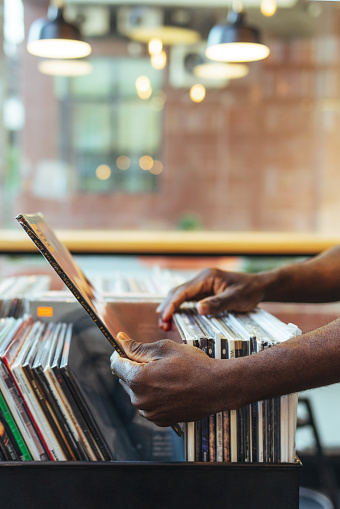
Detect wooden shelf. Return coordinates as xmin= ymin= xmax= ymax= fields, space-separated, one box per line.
xmin=1 ymin=229 xmax=340 ymax=256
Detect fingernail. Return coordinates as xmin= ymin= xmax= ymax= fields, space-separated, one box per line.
xmin=197 ymin=302 xmax=209 ymax=315
xmin=156 ymin=304 xmax=161 ymax=312
xmin=117 ymin=331 xmax=130 ymax=341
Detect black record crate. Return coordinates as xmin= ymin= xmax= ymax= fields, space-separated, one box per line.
xmin=0 ymin=298 xmax=302 ymax=509
xmin=0 ymin=460 xmax=301 ymax=509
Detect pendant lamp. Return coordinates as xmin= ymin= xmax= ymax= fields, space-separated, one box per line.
xmin=27 ymin=3 xmax=91 ymax=59
xmin=206 ymin=10 xmax=270 ymax=63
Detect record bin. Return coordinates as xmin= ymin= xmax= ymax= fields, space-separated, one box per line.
xmin=0 ymin=297 xmax=302 ymax=509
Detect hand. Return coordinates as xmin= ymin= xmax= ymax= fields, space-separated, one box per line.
xmin=110 ymin=332 xmax=227 ymax=427
xmin=157 ymin=268 xmax=267 ymax=330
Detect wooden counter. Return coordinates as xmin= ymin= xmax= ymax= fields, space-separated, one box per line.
xmin=1 ymin=229 xmax=340 ymax=255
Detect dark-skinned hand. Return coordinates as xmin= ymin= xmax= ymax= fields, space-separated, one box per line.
xmin=157 ymin=268 xmax=266 ymax=330
xmin=110 ymin=332 xmax=239 ymax=427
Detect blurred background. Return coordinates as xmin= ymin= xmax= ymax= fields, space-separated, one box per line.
xmin=1 ymin=0 xmax=340 ymax=232
xmin=3 ymin=2 xmax=340 ymax=504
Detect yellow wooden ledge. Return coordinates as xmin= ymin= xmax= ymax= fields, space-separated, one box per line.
xmin=1 ymin=229 xmax=340 ymax=255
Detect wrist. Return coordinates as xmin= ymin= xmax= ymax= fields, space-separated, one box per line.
xmin=213 ymin=357 xmax=248 ymax=412
xmin=256 ymin=267 xmax=289 ymax=302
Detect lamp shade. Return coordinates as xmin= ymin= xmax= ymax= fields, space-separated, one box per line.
xmin=123 ymin=6 xmax=201 ymax=46
xmin=194 ymin=62 xmax=249 ymax=80
xmin=206 ymin=11 xmax=270 ymax=63
xmin=27 ymin=6 xmax=91 ymax=59
xmin=38 ymin=59 xmax=93 ymax=76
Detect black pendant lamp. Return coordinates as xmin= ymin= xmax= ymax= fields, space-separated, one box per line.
xmin=206 ymin=10 xmax=270 ymax=63
xmin=27 ymin=2 xmax=91 ymax=59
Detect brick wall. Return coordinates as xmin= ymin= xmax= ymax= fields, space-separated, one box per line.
xmin=10 ymin=4 xmax=340 ymax=233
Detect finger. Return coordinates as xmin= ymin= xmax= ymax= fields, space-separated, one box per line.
xmin=158 ymin=285 xmax=200 ymax=322
xmin=197 ymin=286 xmax=248 ymax=315
xmin=117 ymin=331 xmax=131 ymax=341
xmin=158 ymin=315 xmax=172 ymax=332
xmin=111 ymin=355 xmax=140 ymax=381
xmin=116 ymin=338 xmax=165 ymax=364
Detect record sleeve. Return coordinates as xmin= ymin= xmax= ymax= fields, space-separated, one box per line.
xmin=43 ymin=323 xmax=92 ymax=460
xmin=16 ymin=212 xmax=183 ymax=439
xmin=51 ymin=323 xmax=104 ymax=461
xmin=0 ymin=406 xmax=20 ymax=461
xmin=21 ymin=324 xmax=71 ymax=460
xmin=63 ymin=314 xmax=184 ymax=462
xmin=0 ymin=363 xmax=48 ymax=461
xmin=11 ymin=322 xmax=62 ymax=461
xmin=0 ymin=391 xmax=31 ymax=461
xmin=32 ymin=323 xmax=80 ymax=460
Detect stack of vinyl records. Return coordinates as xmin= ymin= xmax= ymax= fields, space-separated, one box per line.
xmin=0 ymin=275 xmax=51 ymax=299
xmin=0 ymin=314 xmax=183 ymax=462
xmin=0 ymin=276 xmax=51 ymax=320
xmin=90 ymin=266 xmax=196 ymax=297
xmin=0 ymin=298 xmax=27 ymax=319
xmin=174 ymin=306 xmax=301 ymax=463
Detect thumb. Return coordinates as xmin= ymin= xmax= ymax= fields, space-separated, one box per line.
xmin=116 ymin=332 xmax=160 ymax=363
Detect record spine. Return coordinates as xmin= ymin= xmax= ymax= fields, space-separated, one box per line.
xmin=0 ymin=364 xmax=48 ymax=460
xmin=0 ymin=392 xmax=30 ymax=461
xmin=53 ymin=365 xmax=102 ymax=461
xmin=23 ymin=363 xmax=73 ymax=460
xmin=199 ymin=337 xmax=210 ymax=462
xmin=0 ymin=407 xmax=20 ymax=461
xmin=12 ymin=364 xmax=62 ymax=461
xmin=33 ymin=363 xmax=79 ymax=460
xmin=60 ymin=366 xmax=113 ymax=461
xmin=213 ymin=331 xmax=223 ymax=463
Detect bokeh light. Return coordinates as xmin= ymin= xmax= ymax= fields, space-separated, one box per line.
xmin=148 ymin=38 xmax=163 ymax=55
xmin=151 ymin=51 xmax=167 ymax=70
xmin=139 ymin=155 xmax=154 ymax=170
xmin=116 ymin=155 xmax=131 ymax=170
xmin=136 ymin=76 xmax=152 ymax=99
xmin=190 ymin=84 xmax=206 ymax=103
xmin=150 ymin=160 xmax=163 ymax=175
xmin=96 ymin=164 xmax=111 ymax=180
xmin=261 ymin=0 xmax=277 ymax=16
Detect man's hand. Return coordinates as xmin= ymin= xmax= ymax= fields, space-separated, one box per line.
xmin=157 ymin=268 xmax=267 ymax=330
xmin=110 ymin=332 xmax=235 ymax=427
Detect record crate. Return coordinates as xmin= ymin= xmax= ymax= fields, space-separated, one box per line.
xmin=0 ymin=297 xmax=302 ymax=509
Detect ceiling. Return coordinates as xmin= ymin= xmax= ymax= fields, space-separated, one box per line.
xmin=23 ymin=0 xmax=328 ymax=40
xmin=25 ymin=0 xmax=296 ymax=7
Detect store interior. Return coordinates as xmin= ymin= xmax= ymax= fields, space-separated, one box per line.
xmin=2 ymin=0 xmax=340 ymax=507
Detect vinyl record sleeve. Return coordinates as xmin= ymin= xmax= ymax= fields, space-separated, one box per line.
xmin=42 ymin=323 xmax=90 ymax=461
xmin=11 ymin=322 xmax=64 ymax=461
xmin=0 ymin=363 xmax=48 ymax=461
xmin=0 ymin=406 xmax=20 ymax=460
xmin=22 ymin=324 xmax=71 ymax=460
xmin=0 ymin=317 xmax=49 ymax=461
xmin=32 ymin=323 xmax=80 ymax=460
xmin=51 ymin=323 xmax=103 ymax=461
xmin=43 ymin=323 xmax=92 ymax=461
xmin=16 ymin=212 xmax=184 ymax=439
xmin=62 ymin=316 xmax=184 ymax=462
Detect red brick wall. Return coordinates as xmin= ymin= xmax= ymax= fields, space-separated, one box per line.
xmin=11 ymin=4 xmax=340 ymax=233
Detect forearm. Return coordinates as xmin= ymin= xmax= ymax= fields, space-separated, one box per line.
xmin=214 ymin=318 xmax=340 ymax=413
xmin=258 ymin=245 xmax=340 ymax=303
